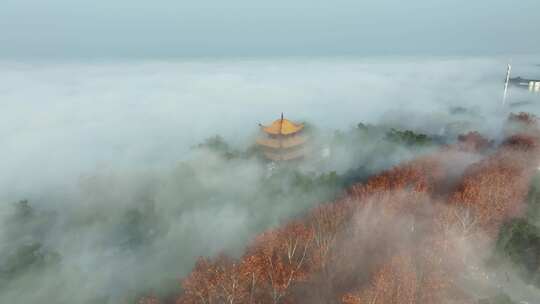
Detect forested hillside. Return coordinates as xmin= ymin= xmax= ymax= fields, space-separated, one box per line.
xmin=139 ymin=113 xmax=540 ymax=304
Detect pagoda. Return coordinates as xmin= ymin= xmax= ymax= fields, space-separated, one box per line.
xmin=256 ymin=114 xmax=308 ymax=161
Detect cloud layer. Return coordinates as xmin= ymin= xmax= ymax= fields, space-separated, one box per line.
xmin=1 ymin=57 xmax=539 ymax=303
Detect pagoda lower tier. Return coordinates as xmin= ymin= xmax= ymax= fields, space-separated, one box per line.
xmin=260 ymin=144 xmax=307 ymax=162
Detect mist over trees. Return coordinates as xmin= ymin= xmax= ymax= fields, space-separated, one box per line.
xmin=6 ymin=112 xmax=540 ymax=304
xmin=2 ymin=58 xmax=540 ymax=304
xmin=1 ymin=114 xmax=453 ymax=303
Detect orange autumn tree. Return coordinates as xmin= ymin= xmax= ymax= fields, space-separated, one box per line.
xmin=180 ymin=255 xmax=248 ymax=304
xmin=242 ymin=221 xmax=314 ymax=304
xmin=449 ymin=136 xmax=540 ymax=234
xmin=457 ymin=131 xmax=492 ymax=152
xmin=342 ymin=252 xmax=418 ymax=304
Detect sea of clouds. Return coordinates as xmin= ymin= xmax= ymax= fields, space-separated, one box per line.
xmin=1 ymin=56 xmax=539 ymax=303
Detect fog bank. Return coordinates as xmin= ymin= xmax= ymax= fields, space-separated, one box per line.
xmin=1 ymin=57 xmax=540 ymax=303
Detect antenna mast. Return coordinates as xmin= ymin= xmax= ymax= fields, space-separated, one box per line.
xmin=502 ymin=63 xmax=512 ymax=106
xmin=279 ymin=113 xmax=284 ymax=161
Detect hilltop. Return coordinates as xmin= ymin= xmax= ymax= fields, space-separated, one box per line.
xmin=140 ymin=113 xmax=540 ymax=304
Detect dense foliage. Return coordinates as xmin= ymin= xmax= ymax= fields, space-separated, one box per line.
xmin=386 ymin=128 xmax=433 ymax=146
xmin=494 ymin=172 xmax=540 ymax=287
xmin=0 ymin=200 xmax=61 ymax=287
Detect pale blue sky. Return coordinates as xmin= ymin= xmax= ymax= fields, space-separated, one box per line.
xmin=1 ymin=0 xmax=539 ymax=58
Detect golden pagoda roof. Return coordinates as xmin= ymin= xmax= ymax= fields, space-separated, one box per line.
xmin=256 ymin=135 xmax=307 ymax=149
xmin=260 ymin=115 xmax=304 ymax=135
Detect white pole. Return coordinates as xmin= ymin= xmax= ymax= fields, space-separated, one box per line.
xmin=502 ymin=63 xmax=512 ymax=106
